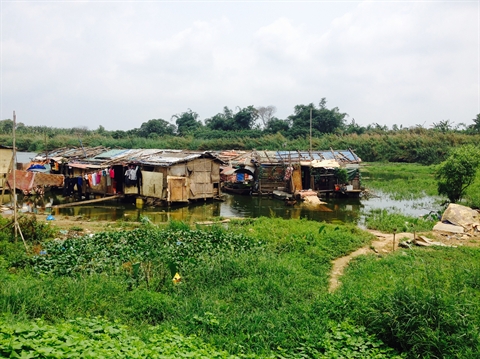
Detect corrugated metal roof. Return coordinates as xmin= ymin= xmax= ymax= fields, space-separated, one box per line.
xmin=91 ymin=149 xmax=130 ymax=159
xmin=221 ymin=149 xmax=361 ymax=166
xmin=64 ymin=148 xmax=224 ymax=167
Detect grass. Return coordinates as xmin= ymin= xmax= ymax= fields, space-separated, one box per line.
xmin=0 ymin=218 xmax=385 ymax=358
xmin=364 ymin=209 xmax=436 ymax=233
xmin=1 ymin=215 xmax=479 ymax=357
xmin=330 ymin=247 xmax=480 ymax=358
xmin=361 ymin=162 xmax=439 ymax=200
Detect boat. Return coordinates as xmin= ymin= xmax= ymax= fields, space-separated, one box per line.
xmin=222 ymin=182 xmax=253 ymax=195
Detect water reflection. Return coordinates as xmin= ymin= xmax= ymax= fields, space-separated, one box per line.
xmin=46 ymin=193 xmax=365 ymax=225
xmin=3 ymin=190 xmax=439 ymax=226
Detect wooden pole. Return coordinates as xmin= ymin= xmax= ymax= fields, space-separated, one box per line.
xmin=12 ymin=111 xmax=28 ymax=250
xmin=12 ymin=111 xmax=18 ymax=239
xmin=392 ymin=228 xmax=397 ymax=252
xmin=309 ymin=108 xmax=312 ymax=152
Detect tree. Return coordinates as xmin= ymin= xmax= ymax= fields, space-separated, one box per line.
xmin=0 ymin=119 xmax=13 ymax=134
xmin=205 ymin=107 xmax=235 ymax=131
xmin=287 ymin=98 xmax=347 ymax=138
xmin=264 ymin=117 xmax=290 ymax=134
xmin=468 ymin=114 xmax=480 ymax=134
xmin=172 ymin=109 xmax=203 ymax=136
xmin=138 ymin=119 xmax=176 ymax=137
xmin=436 ymin=144 xmax=480 ymax=203
xmin=232 ymin=106 xmax=258 ymax=131
xmin=205 ymin=106 xmax=258 ymax=132
xmin=432 ymin=120 xmax=453 ymax=133
xmin=344 ymin=118 xmax=366 ymax=135
xmin=256 ymin=105 xmax=277 ymax=129
xmin=96 ymin=125 xmax=107 ymax=136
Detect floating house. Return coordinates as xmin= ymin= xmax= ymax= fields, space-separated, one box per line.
xmin=217 ymin=149 xmax=362 ymax=197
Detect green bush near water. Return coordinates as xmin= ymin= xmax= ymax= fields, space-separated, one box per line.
xmin=361 ymin=161 xmax=480 ymax=208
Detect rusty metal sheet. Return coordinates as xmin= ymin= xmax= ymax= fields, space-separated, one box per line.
xmin=33 ymin=172 xmax=64 ymax=187
xmin=7 ymin=170 xmax=34 ymax=191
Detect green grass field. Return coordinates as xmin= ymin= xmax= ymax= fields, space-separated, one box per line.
xmin=1 ymin=162 xmax=480 ymax=358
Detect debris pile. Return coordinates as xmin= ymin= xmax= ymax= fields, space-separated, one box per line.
xmin=432 ymin=203 xmax=480 ymax=240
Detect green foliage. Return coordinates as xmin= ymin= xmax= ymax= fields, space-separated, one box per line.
xmin=172 ymin=109 xmax=203 ymax=136
xmin=138 ymin=119 xmax=176 ymax=138
xmin=436 ymin=144 xmax=480 ymax=203
xmin=467 ymin=113 xmax=480 ymax=134
xmin=0 ymin=215 xmax=58 ymax=244
xmin=334 ymin=168 xmax=348 ymax=184
xmin=287 ymin=98 xmax=347 ymax=137
xmin=465 ymin=172 xmax=480 ymax=209
xmin=312 ymin=321 xmax=405 ymax=358
xmin=3 ymin=216 xmax=480 ymax=358
xmin=30 ymin=226 xmax=256 ymax=278
xmin=4 ymin=115 xmax=480 ymax=165
xmin=0 ymin=317 xmax=241 ymax=358
xmin=0 ymin=218 xmax=387 ymax=357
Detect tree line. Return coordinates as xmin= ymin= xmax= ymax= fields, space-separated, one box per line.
xmin=1 ymin=98 xmax=480 ymax=165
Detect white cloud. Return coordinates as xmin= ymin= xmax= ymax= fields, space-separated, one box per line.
xmin=1 ymin=1 xmax=478 ymax=130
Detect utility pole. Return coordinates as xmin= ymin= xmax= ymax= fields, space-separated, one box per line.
xmin=309 ymin=108 xmax=312 ymax=152
xmin=12 ymin=111 xmax=27 ymax=250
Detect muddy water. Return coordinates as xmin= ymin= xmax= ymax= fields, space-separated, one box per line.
xmin=4 ymin=191 xmax=438 ymax=225
xmin=39 ymin=190 xmax=438 ymax=225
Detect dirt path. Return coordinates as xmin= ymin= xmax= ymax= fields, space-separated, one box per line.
xmin=328 ymin=230 xmax=415 ymax=292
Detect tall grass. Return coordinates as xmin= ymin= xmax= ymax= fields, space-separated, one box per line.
xmin=5 ymin=131 xmax=480 ymax=164
xmin=330 ymin=247 xmax=480 ymax=358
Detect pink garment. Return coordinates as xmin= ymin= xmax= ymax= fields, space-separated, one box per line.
xmin=109 ymin=168 xmax=114 ymax=179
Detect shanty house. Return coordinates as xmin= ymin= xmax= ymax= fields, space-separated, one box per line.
xmin=218 ymin=149 xmax=361 ymax=196
xmin=70 ymin=149 xmax=224 ymax=204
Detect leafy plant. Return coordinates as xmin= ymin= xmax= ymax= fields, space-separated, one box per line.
xmin=436 ymin=144 xmax=480 ymax=203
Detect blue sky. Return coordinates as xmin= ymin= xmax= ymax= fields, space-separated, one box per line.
xmin=1 ymin=0 xmax=478 ymax=131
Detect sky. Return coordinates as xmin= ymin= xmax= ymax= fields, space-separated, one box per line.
xmin=0 ymin=0 xmax=478 ymax=131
